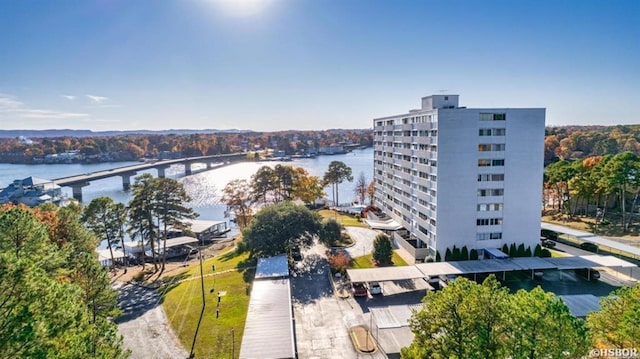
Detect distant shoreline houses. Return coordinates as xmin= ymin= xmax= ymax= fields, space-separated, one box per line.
xmin=0 ymin=176 xmax=66 ymax=207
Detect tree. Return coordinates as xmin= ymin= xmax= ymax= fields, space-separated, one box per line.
xmin=82 ymin=197 xmax=120 ymax=269
xmin=601 ymin=152 xmax=640 ymax=231
xmin=292 ymin=167 xmax=324 ymax=204
xmin=353 ymin=171 xmax=368 ymax=204
xmin=128 ymin=174 xmax=159 ymax=270
xmin=404 ymin=277 xmax=589 ymax=359
xmin=221 ymin=179 xmax=254 ymax=230
xmin=503 ymin=287 xmax=588 ymax=359
xmin=587 ymin=283 xmax=640 ymax=348
xmin=403 ymin=276 xmax=509 ymax=359
xmin=0 ymin=206 xmax=127 ymax=358
xmin=154 ymin=177 xmax=197 ymax=271
xmin=323 ymin=161 xmax=353 ymax=206
xmin=372 ymin=234 xmax=392 ymax=266
xmin=127 ymin=174 xmax=196 ymax=272
xmin=241 ymin=202 xmax=321 ymax=258
xmin=320 ymin=219 xmax=341 ymax=246
xmin=367 ymin=180 xmax=375 ymax=205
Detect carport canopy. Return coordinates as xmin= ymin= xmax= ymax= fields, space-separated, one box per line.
xmin=545 ymin=255 xmax=636 ymax=270
xmin=347 ymin=255 xmax=636 ymax=284
xmin=347 ymin=266 xmax=425 ymax=283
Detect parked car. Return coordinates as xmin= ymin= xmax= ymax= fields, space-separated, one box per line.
xmin=579 ymin=242 xmax=598 ymax=253
xmin=541 ymin=229 xmax=559 ymax=241
xmin=367 ymin=281 xmax=382 ymax=295
xmin=352 ymin=282 xmax=367 ymax=297
xmin=574 ymin=268 xmax=600 ymax=280
xmin=541 ymin=239 xmax=556 ymax=248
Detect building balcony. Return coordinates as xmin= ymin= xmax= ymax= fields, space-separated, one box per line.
xmin=393 ymin=230 xmax=430 ymax=261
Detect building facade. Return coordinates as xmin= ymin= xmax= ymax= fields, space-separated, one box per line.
xmin=373 ymin=95 xmax=545 ymax=261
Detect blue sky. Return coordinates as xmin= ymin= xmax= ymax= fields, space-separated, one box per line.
xmin=0 ymin=0 xmax=638 ymax=131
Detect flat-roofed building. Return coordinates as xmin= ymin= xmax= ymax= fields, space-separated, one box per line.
xmin=373 ymin=94 xmax=545 ymax=261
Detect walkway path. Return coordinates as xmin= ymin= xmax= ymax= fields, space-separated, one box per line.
xmin=115 ymin=282 xmax=188 ymax=359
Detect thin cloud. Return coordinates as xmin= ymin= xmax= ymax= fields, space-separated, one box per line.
xmin=18 ymin=109 xmax=88 ymax=119
xmin=0 ymin=95 xmax=24 ymax=111
xmin=63 ymin=95 xmax=76 ymax=100
xmin=86 ymin=94 xmax=110 ymax=104
xmin=0 ymin=94 xmax=89 ymax=120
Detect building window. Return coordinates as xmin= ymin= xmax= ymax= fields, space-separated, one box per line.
xmin=478 ymin=159 xmax=491 ymax=167
xmin=478 ymin=174 xmax=505 ymax=182
xmin=480 ymin=113 xmax=507 ymax=121
xmin=476 ymin=218 xmax=503 ymax=226
xmin=478 ymin=189 xmax=504 ymax=197
xmin=492 ymin=159 xmax=505 ymax=166
xmin=478 ymin=144 xmax=505 ymax=152
xmin=477 ymin=203 xmax=503 ymax=211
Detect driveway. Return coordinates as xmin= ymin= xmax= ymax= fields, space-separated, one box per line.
xmin=115 ymin=282 xmax=188 ymax=359
xmin=292 ymin=241 xmax=387 ymax=359
xmin=344 ymin=227 xmax=381 ymax=259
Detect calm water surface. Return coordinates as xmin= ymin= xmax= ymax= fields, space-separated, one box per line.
xmin=0 ymin=148 xmax=374 ymax=222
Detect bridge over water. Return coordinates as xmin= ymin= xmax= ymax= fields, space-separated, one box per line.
xmin=53 ymin=152 xmax=246 ymax=201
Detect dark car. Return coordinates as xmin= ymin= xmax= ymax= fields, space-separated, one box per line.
xmin=352 ymin=282 xmax=367 ymax=297
xmin=580 ymin=242 xmax=598 ymax=253
xmin=541 ymin=239 xmax=556 ymax=248
xmin=541 ymin=229 xmax=559 ymax=241
xmin=574 ymin=268 xmax=600 ymax=280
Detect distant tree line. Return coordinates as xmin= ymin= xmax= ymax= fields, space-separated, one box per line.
xmin=0 ymin=129 xmax=374 ymax=164
xmin=544 ymin=152 xmax=640 ymax=231
xmin=545 ymin=125 xmax=640 ymax=164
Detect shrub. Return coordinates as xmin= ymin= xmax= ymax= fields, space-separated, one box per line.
xmin=509 ymin=243 xmax=517 ymax=257
xmin=469 ymin=249 xmax=478 ymax=260
xmin=435 ymin=251 xmax=442 ymax=262
xmin=132 ymin=271 xmax=145 ymax=282
xmin=524 ymin=246 xmax=532 ymax=257
xmin=327 ymin=252 xmax=351 ymax=273
xmin=516 ymin=243 xmax=526 ymax=257
xmin=540 ymin=249 xmax=552 ymax=258
xmin=502 ymin=244 xmax=510 ymax=256
xmin=373 ymin=234 xmax=393 ymax=266
xmin=452 ymin=246 xmax=461 ymax=261
xmin=461 ymin=246 xmax=469 ymax=261
xmin=445 ymin=248 xmax=452 ymax=261
xmin=534 ymin=244 xmax=543 ymax=257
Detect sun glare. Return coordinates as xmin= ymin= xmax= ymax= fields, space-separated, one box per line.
xmin=211 ymin=0 xmax=274 ymax=18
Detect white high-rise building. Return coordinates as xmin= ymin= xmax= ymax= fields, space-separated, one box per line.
xmin=373 ymin=95 xmax=545 ymax=261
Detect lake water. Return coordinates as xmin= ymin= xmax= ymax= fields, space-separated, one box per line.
xmin=0 ymin=147 xmax=374 ymax=223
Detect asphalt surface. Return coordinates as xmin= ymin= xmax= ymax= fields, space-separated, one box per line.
xmin=115 ymin=282 xmax=189 ymax=359
xmin=292 ymin=239 xmax=387 ymax=359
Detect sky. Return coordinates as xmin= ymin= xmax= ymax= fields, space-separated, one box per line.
xmin=0 ymin=0 xmax=638 ymax=132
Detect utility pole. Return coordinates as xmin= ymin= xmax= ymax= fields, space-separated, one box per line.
xmin=188 ymin=250 xmax=206 ymax=358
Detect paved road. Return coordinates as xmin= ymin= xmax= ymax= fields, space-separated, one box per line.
xmin=292 ymin=241 xmax=387 ymax=359
xmin=115 ymin=282 xmax=189 ymax=359
xmin=344 ymin=227 xmax=381 ymax=259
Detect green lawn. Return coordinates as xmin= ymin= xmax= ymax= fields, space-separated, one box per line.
xmin=317 ymin=209 xmax=367 ymax=228
xmin=351 ymin=250 xmax=409 ymax=269
xmin=161 ymin=249 xmax=253 ymax=358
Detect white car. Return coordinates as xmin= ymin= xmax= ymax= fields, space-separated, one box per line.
xmin=368 ymin=281 xmax=383 ymax=295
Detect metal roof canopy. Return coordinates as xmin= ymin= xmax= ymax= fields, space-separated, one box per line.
xmin=542 ymin=222 xmax=640 ymax=258
xmin=364 ymin=218 xmax=404 ymax=231
xmin=545 ymin=255 xmax=636 ymax=270
xmin=351 ymin=255 xmax=636 ymax=283
xmin=123 ymin=236 xmax=198 ymax=252
xmin=95 ymin=248 xmax=125 ymax=261
xmin=511 ymin=257 xmax=558 ymax=271
xmin=184 ymin=219 xmax=227 ymax=234
xmin=559 ymin=294 xmax=601 ymax=318
xmin=239 ymin=278 xmax=295 ymax=359
xmin=346 ymin=266 xmax=425 ymax=283
xmin=255 ymin=254 xmax=289 ymax=279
